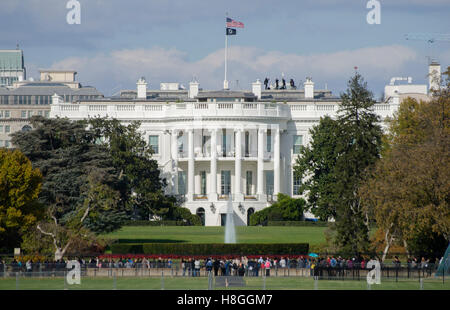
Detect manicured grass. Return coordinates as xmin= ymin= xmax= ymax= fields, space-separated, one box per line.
xmin=101 ymin=226 xmax=328 ymax=245
xmin=1 ymin=276 xmax=448 ymax=290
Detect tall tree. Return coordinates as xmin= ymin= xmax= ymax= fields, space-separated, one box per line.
xmin=87 ymin=118 xmax=170 ymax=220
xmin=294 ymin=116 xmax=343 ymax=220
xmin=0 ymin=149 xmax=43 ymax=251
xmin=361 ymin=67 xmax=450 ymax=259
xmin=333 ymin=72 xmax=383 ymax=255
xmin=11 ymin=117 xmax=127 ymax=259
xmin=294 ymin=72 xmax=383 ymax=255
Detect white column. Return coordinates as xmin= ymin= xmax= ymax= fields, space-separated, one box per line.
xmin=187 ymin=129 xmax=194 ymax=201
xmin=273 ymin=128 xmax=281 ymax=197
xmin=209 ymin=128 xmax=218 ymax=201
xmin=257 ymin=128 xmax=265 ymax=199
xmin=171 ymin=129 xmax=178 ymax=195
xmin=234 ymin=128 xmax=243 ymax=201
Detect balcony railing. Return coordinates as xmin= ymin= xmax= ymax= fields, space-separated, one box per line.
xmin=51 ymin=101 xmax=291 ymax=120
xmin=51 ymin=101 xmax=398 ymax=122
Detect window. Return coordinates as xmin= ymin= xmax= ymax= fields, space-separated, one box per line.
xmin=265 ymin=171 xmax=274 ymax=196
xmin=38 ymin=110 xmax=43 ymax=116
xmin=245 ymin=132 xmax=250 ymax=156
xmin=202 ymin=135 xmax=210 ymax=155
xmin=0 ymin=125 xmax=3 ymax=133
xmin=200 ymin=171 xmax=207 ymax=196
xmin=44 ymin=111 xmax=50 ymax=118
xmin=21 ymin=111 xmax=27 ymax=118
xmin=222 ymin=129 xmax=227 ymax=156
xmin=0 ymin=140 xmax=3 ymax=147
xmin=293 ymin=174 xmax=302 ymax=195
xmin=267 ymin=129 xmax=272 ymax=152
xmin=149 ymin=135 xmax=159 ymax=154
xmin=22 ymin=125 xmax=32 ymax=132
xmin=5 ymin=140 xmax=10 ymax=148
xmin=177 ymin=132 xmax=184 ymax=154
xmin=293 ymin=135 xmax=303 ymax=154
xmin=178 ymin=171 xmax=186 ymax=195
xmin=221 ymin=170 xmax=231 ymax=195
xmin=247 ymin=208 xmax=255 ymax=225
xmin=246 ymin=171 xmax=253 ymax=195
xmin=196 ymin=208 xmax=205 ymax=226
xmin=5 ymin=125 xmax=10 ymax=133
xmin=5 ymin=111 xmax=10 ymax=118
xmin=28 ymin=110 xmax=33 ymax=117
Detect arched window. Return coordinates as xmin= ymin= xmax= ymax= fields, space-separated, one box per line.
xmin=21 ymin=125 xmax=32 ymax=132
xmin=196 ymin=207 xmax=205 ymax=226
xmin=247 ymin=208 xmax=255 ymax=226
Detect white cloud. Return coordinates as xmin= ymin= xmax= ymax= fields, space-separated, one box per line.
xmin=47 ymin=44 xmax=419 ymax=95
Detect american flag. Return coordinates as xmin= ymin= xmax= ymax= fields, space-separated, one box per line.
xmin=226 ymin=17 xmax=244 ymax=28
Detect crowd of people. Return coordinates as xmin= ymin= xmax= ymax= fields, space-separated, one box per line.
xmin=0 ymin=255 xmax=444 ymax=278
xmin=263 ymin=77 xmax=296 ymax=90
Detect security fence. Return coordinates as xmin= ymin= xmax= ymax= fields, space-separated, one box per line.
xmin=0 ymin=270 xmax=448 ymax=291
xmin=0 ymin=260 xmax=447 ymax=280
xmin=0 ymin=258 xmax=448 ymax=291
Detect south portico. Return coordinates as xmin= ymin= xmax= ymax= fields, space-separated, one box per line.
xmin=167 ymin=120 xmax=287 ymax=226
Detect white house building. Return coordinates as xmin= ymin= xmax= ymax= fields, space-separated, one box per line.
xmin=49 ymin=63 xmax=441 ymax=226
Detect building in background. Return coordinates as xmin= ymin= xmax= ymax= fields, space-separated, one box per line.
xmin=384 ymin=62 xmax=442 ymax=104
xmin=0 ymin=66 xmax=103 ymax=148
xmin=0 ymin=49 xmax=26 ymax=87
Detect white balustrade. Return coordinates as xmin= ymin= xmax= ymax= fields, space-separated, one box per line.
xmin=50 ymin=101 xmax=398 ymax=121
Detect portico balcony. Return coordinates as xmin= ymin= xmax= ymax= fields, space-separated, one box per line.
xmin=51 ymin=101 xmax=292 ymax=120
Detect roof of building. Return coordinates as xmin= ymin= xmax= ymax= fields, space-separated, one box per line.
xmin=115 ymin=87 xmax=339 ymax=102
xmin=0 ymin=82 xmax=103 ymax=96
xmin=195 ymin=90 xmax=256 ymax=99
xmin=0 ymin=50 xmax=24 ymax=71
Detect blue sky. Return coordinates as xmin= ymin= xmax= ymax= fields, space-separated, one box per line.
xmin=1 ymin=0 xmax=449 ymax=96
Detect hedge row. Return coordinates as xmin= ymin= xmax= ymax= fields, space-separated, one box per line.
xmin=123 ymin=220 xmax=195 ymax=226
xmin=267 ymin=221 xmax=329 ymax=227
xmin=110 ymin=243 xmax=309 ymax=256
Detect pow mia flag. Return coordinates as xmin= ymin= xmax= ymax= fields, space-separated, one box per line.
xmin=226 ymin=28 xmax=237 ymax=35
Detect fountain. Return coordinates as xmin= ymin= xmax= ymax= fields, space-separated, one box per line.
xmin=224 ymin=195 xmax=236 ymax=243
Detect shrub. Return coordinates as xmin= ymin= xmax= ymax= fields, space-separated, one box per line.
xmin=267 ymin=221 xmax=328 ymax=227
xmin=250 ymin=193 xmax=306 ymax=225
xmin=123 ymin=219 xmax=199 ymax=226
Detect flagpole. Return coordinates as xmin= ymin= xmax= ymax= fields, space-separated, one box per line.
xmin=224 ymin=33 xmax=228 ymax=89
xmin=224 ymin=12 xmax=229 ymax=90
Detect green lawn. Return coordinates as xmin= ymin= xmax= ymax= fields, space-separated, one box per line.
xmin=1 ymin=276 xmax=448 ymax=290
xmin=101 ymin=226 xmax=327 ymax=245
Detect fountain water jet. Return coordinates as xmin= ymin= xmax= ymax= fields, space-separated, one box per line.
xmin=224 ymin=195 xmax=236 ymax=243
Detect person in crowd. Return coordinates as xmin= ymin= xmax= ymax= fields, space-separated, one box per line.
xmin=238 ymin=263 xmax=245 ymax=277
xmin=280 ymin=257 xmax=286 ymax=269
xmin=264 ymin=78 xmax=270 ymax=90
xmin=290 ymin=79 xmax=296 ymax=89
xmin=206 ymin=258 xmax=213 ymax=273
xmin=213 ymin=258 xmax=220 ymax=276
xmin=181 ymin=259 xmax=187 ymax=276
xmin=194 ymin=258 xmax=200 ymax=277
xmin=265 ymin=258 xmax=272 ymax=277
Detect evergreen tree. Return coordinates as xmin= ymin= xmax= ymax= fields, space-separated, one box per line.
xmin=333 ymin=72 xmax=383 ymax=255
xmin=11 ymin=117 xmax=126 ymax=258
xmin=293 ymin=72 xmax=383 ymax=255
xmin=294 ymin=116 xmax=343 ymax=220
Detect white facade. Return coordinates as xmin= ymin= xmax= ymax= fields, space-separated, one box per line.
xmin=50 ymin=77 xmax=401 ymax=226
